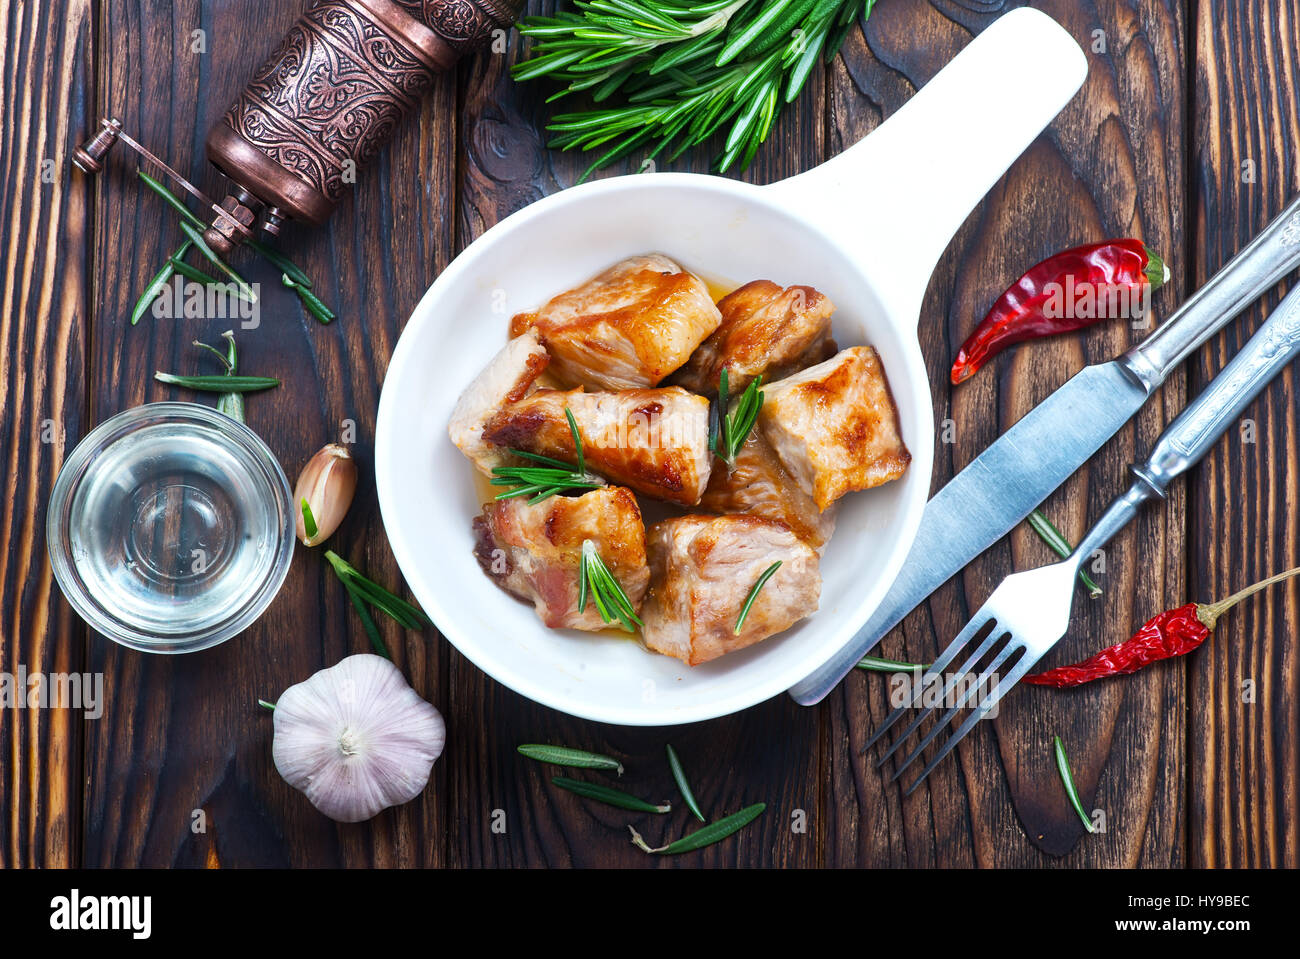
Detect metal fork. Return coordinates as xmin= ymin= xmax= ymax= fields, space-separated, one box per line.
xmin=867 ymin=277 xmax=1300 ymax=794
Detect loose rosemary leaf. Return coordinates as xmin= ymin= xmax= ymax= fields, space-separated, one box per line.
xmin=629 ymin=802 xmax=766 ymax=854
xmin=666 ymin=744 xmax=706 ymax=822
xmin=856 ymin=655 xmax=929 ymax=673
xmin=517 ymin=744 xmax=624 ymax=775
xmin=1027 ymin=509 xmax=1103 ymax=598
xmin=137 ymin=170 xmax=206 ymax=230
xmin=132 ymin=240 xmax=191 ymax=326
xmin=246 ymin=238 xmax=314 ymax=288
xmin=154 ymin=373 xmax=280 ymax=393
xmin=552 ymin=777 xmax=670 ymax=813
xmin=1053 ymin=735 xmax=1097 ymax=834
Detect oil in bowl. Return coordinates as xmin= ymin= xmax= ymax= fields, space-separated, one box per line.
xmin=47 ymin=402 xmax=295 ymax=653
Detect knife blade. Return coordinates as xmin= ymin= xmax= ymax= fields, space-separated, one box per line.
xmin=789 ymin=195 xmax=1300 ymax=706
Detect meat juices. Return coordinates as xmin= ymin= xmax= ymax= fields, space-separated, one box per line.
xmin=674 ymin=280 xmax=836 ymax=396
xmin=699 ymin=430 xmax=836 ymax=549
xmin=759 ymin=346 xmax=911 ymax=511
xmin=481 ymin=386 xmax=712 ymax=506
xmin=472 ymin=486 xmax=650 ymax=631
xmin=448 ymin=328 xmax=550 ymax=475
xmin=640 ymin=515 xmax=820 ymax=666
xmin=510 ymin=254 xmax=722 ymax=390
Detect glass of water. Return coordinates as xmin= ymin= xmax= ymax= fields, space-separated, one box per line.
xmin=47 ymin=402 xmax=296 ymax=653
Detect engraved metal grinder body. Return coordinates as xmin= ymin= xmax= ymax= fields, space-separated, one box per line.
xmin=204 ymin=0 xmax=522 ymax=253
xmin=74 ymin=0 xmax=522 ymax=256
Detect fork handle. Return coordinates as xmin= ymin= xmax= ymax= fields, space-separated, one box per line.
xmin=1071 ymin=280 xmax=1300 ymax=564
xmin=1130 ymin=279 xmax=1300 ymax=498
xmin=1121 ymin=195 xmax=1300 ymax=391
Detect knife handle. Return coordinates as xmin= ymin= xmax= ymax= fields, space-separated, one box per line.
xmin=1131 ymin=281 xmax=1300 ymax=497
xmin=1122 ymin=195 xmax=1300 ymax=390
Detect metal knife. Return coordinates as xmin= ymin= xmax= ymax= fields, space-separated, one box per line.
xmin=789 ymin=195 xmax=1300 ymax=706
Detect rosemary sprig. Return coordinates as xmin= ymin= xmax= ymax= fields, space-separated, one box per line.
xmin=134 ymin=169 xmax=336 ymax=324
xmin=324 ymin=549 xmax=431 ymax=659
xmin=666 ymin=744 xmax=706 ymax=822
xmin=491 ymin=408 xmax=605 ymax=503
xmin=515 ymin=0 xmax=874 ymax=175
xmin=629 ymin=802 xmax=766 ymax=854
xmin=710 ymin=368 xmax=764 ymax=466
xmin=191 ymin=331 xmax=246 ymax=421
xmin=735 ymin=560 xmax=780 ymax=634
xmin=578 ymin=539 xmax=644 ymax=632
xmin=1027 ymin=509 xmax=1103 ymax=598
xmin=553 ymin=776 xmax=671 ymax=813
xmin=518 ymin=743 xmax=625 ymax=775
xmin=1053 ymin=735 xmax=1097 ymax=834
xmin=154 ymin=373 xmax=280 ymax=393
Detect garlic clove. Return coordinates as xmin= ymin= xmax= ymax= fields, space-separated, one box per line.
xmin=294 ymin=443 xmax=357 ymax=546
xmin=271 ymin=654 xmax=446 ymax=822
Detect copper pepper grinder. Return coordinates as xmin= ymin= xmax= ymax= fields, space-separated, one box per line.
xmin=75 ymin=0 xmax=523 ymax=255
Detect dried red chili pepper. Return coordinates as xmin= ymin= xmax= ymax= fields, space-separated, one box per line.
xmin=951 ymin=239 xmax=1168 ymax=385
xmin=1025 ymin=566 xmax=1300 ymax=688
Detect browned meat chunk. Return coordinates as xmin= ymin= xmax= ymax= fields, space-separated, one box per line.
xmin=699 ymin=430 xmax=836 ymax=549
xmin=472 ymin=486 xmax=649 ymax=631
xmin=640 ymin=515 xmax=820 ymax=665
xmin=448 ymin=328 xmax=550 ymax=475
xmin=481 ymin=386 xmax=712 ymax=506
xmin=510 ymin=254 xmax=721 ymax=390
xmin=759 ymin=346 xmax=910 ymax=511
xmin=675 ymin=280 xmax=836 ymax=396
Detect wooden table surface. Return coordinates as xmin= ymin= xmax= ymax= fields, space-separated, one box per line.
xmin=2 ymin=0 xmax=1296 ymax=868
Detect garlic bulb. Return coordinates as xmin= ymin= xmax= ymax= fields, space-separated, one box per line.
xmin=272 ymin=654 xmax=445 ymax=822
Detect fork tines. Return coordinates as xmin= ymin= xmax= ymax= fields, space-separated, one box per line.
xmin=863 ymin=616 xmax=1039 ymax=795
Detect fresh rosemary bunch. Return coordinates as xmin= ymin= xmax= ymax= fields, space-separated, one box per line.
xmin=514 ymin=0 xmax=876 ymax=175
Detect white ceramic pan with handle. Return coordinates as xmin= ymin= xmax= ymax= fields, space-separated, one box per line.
xmin=375 ymin=8 xmax=1087 ymax=725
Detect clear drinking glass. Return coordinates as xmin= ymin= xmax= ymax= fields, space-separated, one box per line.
xmin=47 ymin=402 xmax=295 ymax=653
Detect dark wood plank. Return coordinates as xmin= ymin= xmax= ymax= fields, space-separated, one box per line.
xmin=0 ymin=0 xmax=93 ymax=868
xmin=81 ymin=0 xmax=456 ymax=865
xmin=1189 ymin=0 xmax=1300 ymax=868
xmin=445 ymin=0 xmax=827 ymax=867
xmin=824 ymin=0 xmax=1187 ymax=866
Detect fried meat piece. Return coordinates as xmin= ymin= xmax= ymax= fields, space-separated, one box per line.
xmin=472 ymin=486 xmax=649 ymax=631
xmin=510 ymin=254 xmax=721 ymax=390
xmin=482 ymin=386 xmax=712 ymax=506
xmin=758 ymin=346 xmax=910 ymax=511
xmin=675 ymin=280 xmax=835 ymax=396
xmin=640 ymin=515 xmax=820 ymax=665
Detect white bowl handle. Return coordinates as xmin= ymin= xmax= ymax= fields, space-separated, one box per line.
xmin=765 ymin=8 xmax=1087 ymax=323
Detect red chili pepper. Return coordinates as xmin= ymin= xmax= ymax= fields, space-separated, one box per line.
xmin=951 ymin=239 xmax=1168 ymax=385
xmin=1025 ymin=565 xmax=1300 ymax=688
xmin=1024 ymin=603 xmax=1208 ymax=687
